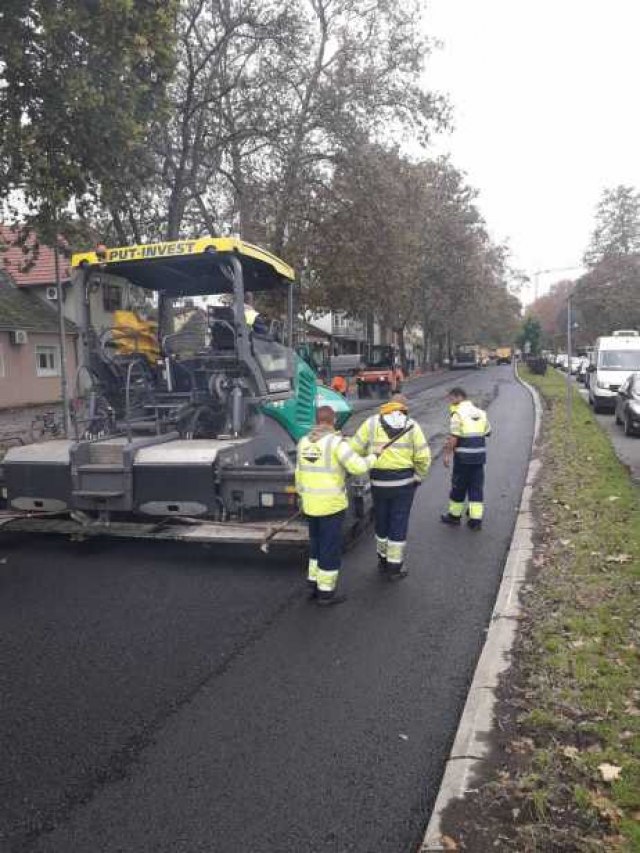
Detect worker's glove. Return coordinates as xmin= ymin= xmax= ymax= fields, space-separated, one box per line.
xmin=365 ymin=453 xmax=378 ymax=467
xmin=413 ymin=475 xmax=422 ymax=487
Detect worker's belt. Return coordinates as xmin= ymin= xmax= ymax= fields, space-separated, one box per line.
xmin=370 ymin=467 xmax=415 ymax=488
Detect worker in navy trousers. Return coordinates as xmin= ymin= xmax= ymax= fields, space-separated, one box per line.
xmin=440 ymin=387 xmax=491 ymax=530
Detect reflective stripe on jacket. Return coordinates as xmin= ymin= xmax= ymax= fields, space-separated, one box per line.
xmin=450 ymin=400 xmax=491 ymax=465
xmin=350 ymin=415 xmax=431 ymax=486
xmin=296 ymin=430 xmax=374 ymax=516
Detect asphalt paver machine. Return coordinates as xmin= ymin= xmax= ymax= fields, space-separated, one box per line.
xmin=0 ymin=238 xmax=366 ymax=552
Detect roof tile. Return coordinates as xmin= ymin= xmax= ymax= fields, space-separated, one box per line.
xmin=0 ymin=225 xmax=71 ymax=288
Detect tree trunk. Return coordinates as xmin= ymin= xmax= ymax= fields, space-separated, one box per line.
xmin=396 ymin=326 xmax=408 ymax=375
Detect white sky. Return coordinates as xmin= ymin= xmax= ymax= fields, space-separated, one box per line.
xmin=423 ymin=0 xmax=640 ymax=303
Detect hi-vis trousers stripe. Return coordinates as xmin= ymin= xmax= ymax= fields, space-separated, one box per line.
xmin=316 ymin=567 xmax=338 ymax=592
xmin=307 ymin=557 xmax=318 ymax=583
xmin=386 ymin=540 xmax=406 ymax=566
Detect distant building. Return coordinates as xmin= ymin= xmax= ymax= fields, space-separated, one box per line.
xmin=307 ymin=311 xmax=375 ymax=354
xmin=0 ymin=271 xmax=77 ymax=409
xmin=0 ymin=225 xmax=147 ymax=335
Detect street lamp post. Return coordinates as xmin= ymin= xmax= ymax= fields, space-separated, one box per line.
xmin=566 ymin=289 xmax=575 ymax=425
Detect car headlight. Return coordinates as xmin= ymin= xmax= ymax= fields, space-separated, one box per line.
xmin=596 ymin=380 xmax=609 ymax=390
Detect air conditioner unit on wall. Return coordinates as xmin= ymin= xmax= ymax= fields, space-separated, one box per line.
xmin=46 ymin=286 xmax=58 ymax=301
xmin=10 ymin=330 xmax=28 ymax=345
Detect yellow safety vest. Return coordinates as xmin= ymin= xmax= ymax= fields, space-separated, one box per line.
xmin=296 ymin=430 xmax=372 ymax=516
xmin=350 ymin=415 xmax=431 ymax=486
xmin=450 ymin=400 xmax=491 ymax=465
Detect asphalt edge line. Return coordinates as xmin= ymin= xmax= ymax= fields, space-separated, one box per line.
xmin=419 ymin=363 xmax=542 ymax=852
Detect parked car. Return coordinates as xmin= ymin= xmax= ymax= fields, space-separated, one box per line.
xmin=589 ymin=330 xmax=640 ymax=413
xmin=568 ymin=356 xmax=582 ymax=375
xmin=555 ymin=353 xmax=569 ymax=370
xmin=614 ymin=372 xmax=640 ymax=436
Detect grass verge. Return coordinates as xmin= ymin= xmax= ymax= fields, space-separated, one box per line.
xmin=441 ymin=366 xmax=640 ymax=852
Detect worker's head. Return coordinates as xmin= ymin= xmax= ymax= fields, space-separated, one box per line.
xmin=316 ymin=405 xmax=336 ymax=427
xmin=244 ymin=292 xmax=254 ymax=306
xmin=379 ymin=394 xmax=409 ymax=430
xmin=447 ymin=387 xmax=467 ymax=408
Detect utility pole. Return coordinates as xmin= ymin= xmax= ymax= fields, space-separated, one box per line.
xmin=566 ymin=289 xmax=573 ymax=426
xmin=54 ymin=241 xmax=72 ymax=434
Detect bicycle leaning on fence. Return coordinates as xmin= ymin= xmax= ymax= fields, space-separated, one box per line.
xmin=29 ymin=410 xmax=63 ymax=442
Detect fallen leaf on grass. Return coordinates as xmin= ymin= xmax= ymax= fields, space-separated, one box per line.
xmin=509 ymin=738 xmax=535 ymax=754
xmin=589 ymin=793 xmax=624 ymax=824
xmin=598 ymin=763 xmax=622 ymax=782
xmin=605 ymin=553 xmax=633 ymax=564
xmin=562 ymin=746 xmax=580 ymax=759
xmin=607 ymin=496 xmax=620 ymax=502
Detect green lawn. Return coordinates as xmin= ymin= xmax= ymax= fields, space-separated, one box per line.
xmin=444 ymin=366 xmax=640 ymax=851
xmin=522 ymin=367 xmax=640 ymax=849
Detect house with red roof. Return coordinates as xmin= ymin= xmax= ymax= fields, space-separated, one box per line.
xmin=0 ymin=225 xmax=148 ymax=334
xmin=0 ymin=265 xmax=78 ymax=410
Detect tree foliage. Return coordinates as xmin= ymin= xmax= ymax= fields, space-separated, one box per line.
xmin=517 ymin=316 xmax=542 ymax=355
xmin=306 ymin=146 xmax=521 ymax=366
xmin=0 ymin=0 xmax=177 ymax=242
xmin=574 ymin=255 xmax=640 ymax=338
xmin=569 ymin=184 xmax=640 ymax=340
xmin=0 ymin=0 xmax=520 ymax=357
xmin=583 ymin=185 xmax=640 ymax=267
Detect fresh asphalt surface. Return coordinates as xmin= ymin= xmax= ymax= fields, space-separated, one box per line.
xmin=0 ymin=365 xmax=533 ymax=853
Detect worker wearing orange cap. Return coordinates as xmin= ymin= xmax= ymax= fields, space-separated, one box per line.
xmin=350 ymin=394 xmax=431 ymax=578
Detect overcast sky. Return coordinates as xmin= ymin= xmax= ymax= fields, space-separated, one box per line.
xmin=423 ymin=0 xmax=640 ymax=303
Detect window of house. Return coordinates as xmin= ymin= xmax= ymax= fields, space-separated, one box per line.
xmin=35 ymin=345 xmax=60 ymax=377
xmin=103 ymin=284 xmax=123 ymax=312
xmin=0 ymin=344 xmax=5 ymax=379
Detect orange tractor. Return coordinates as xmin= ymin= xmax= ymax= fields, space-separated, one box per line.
xmin=356 ymin=345 xmax=404 ymax=399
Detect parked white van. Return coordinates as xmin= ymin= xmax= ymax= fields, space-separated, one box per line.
xmin=588 ymin=330 xmax=640 ymax=413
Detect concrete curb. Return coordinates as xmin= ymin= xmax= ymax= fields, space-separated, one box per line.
xmin=419 ymin=364 xmax=542 ymax=852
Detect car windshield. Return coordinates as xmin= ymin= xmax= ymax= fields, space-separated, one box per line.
xmin=599 ymin=350 xmax=640 ymax=370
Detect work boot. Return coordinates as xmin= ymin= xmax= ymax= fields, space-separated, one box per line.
xmin=377 ymin=555 xmax=388 ymax=574
xmin=467 ymin=518 xmax=482 ymax=531
xmin=316 ymin=592 xmax=347 ymax=607
xmin=440 ymin=512 xmax=461 ymax=526
xmin=386 ymin=565 xmax=408 ymax=582
xmin=306 ymin=581 xmax=318 ymax=599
